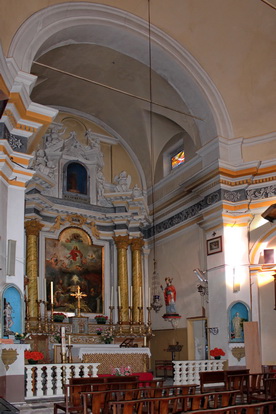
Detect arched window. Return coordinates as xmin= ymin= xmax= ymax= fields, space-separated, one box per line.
xmin=66 ymin=162 xmax=87 ymax=195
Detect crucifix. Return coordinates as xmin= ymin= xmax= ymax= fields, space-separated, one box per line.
xmin=70 ymin=285 xmax=87 ymax=317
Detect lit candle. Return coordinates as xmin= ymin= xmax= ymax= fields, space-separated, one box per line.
xmin=148 ymin=287 xmax=151 ymax=308
xmin=130 ymin=286 xmax=133 ymax=307
xmin=111 ymin=286 xmax=114 ymax=307
xmin=139 ymin=286 xmax=142 ymax=307
xmin=118 ymin=286 xmax=121 ymax=307
xmin=50 ymin=281 xmax=54 ymax=305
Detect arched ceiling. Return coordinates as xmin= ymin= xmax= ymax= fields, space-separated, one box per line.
xmin=30 ymin=43 xmax=198 ymax=186
xmin=9 ymin=2 xmax=232 ymax=188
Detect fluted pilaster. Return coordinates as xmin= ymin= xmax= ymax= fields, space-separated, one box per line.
xmin=25 ymin=219 xmax=44 ymax=319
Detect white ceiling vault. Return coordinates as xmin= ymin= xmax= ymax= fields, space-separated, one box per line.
xmin=9 ymin=2 xmax=232 ymax=189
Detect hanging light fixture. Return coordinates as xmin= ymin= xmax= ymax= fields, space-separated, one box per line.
xmin=146 ymin=0 xmax=163 ymax=314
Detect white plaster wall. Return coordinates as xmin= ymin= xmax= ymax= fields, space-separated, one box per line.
xmin=151 ymin=224 xmax=206 ymax=330
xmin=6 ymin=185 xmax=26 ymax=292
xmin=0 ymin=180 xmax=8 ymax=287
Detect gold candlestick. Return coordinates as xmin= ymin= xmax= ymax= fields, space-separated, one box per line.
xmin=117 ymin=306 xmax=123 ymax=334
xmin=43 ymin=301 xmax=49 ymax=333
xmin=50 ymin=303 xmax=54 ymax=333
xmin=129 ymin=306 xmax=133 ymax=333
xmin=146 ymin=306 xmax=152 ymax=335
xmin=138 ymin=306 xmax=143 ymax=334
xmin=67 ymin=345 xmax=73 ymax=363
xmin=109 ymin=305 xmax=114 ymax=334
xmin=36 ymin=300 xmax=43 ymax=332
xmin=25 ymin=299 xmax=30 ymax=333
xmin=61 ymin=352 xmax=67 ymax=364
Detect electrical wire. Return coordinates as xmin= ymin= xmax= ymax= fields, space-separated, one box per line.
xmin=32 ymin=63 xmax=203 ymax=121
xmin=260 ymin=0 xmax=276 ymax=10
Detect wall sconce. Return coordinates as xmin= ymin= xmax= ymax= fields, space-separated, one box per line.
xmin=193 ymin=268 xmax=207 ymax=283
xmin=207 ymin=327 xmax=219 ymax=335
xmin=232 ymin=267 xmax=240 ymax=293
xmin=197 ymin=284 xmax=208 ymax=297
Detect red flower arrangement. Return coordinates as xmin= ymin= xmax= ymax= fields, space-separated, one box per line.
xmin=95 ymin=315 xmax=108 ymax=320
xmin=24 ymin=350 xmax=44 ymax=361
xmin=210 ymin=348 xmax=225 ymax=357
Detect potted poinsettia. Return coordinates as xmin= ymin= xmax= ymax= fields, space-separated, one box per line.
xmin=53 ymin=312 xmax=66 ymax=322
xmin=210 ymin=348 xmax=225 ymax=360
xmin=24 ymin=350 xmax=44 ymax=364
xmin=94 ymin=315 xmax=108 ymax=324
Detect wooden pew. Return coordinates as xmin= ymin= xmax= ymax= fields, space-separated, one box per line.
xmin=53 ymin=376 xmax=139 ymax=414
xmin=199 ymin=371 xmax=225 ymax=393
xmin=183 ymin=400 xmax=276 ymax=414
xmin=108 ymin=390 xmax=240 ymax=414
xmin=82 ymin=384 xmax=197 ymax=414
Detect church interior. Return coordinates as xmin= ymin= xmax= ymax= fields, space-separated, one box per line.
xmin=0 ymin=0 xmax=275 ymax=409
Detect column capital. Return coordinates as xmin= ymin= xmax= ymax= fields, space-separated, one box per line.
xmin=131 ymin=238 xmax=144 ymax=251
xmin=25 ymin=219 xmax=44 ymax=236
xmin=113 ymin=235 xmax=129 ymax=250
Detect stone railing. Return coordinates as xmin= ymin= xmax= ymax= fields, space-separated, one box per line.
xmin=173 ymin=360 xmax=226 ymax=385
xmin=25 ymin=362 xmax=99 ymax=399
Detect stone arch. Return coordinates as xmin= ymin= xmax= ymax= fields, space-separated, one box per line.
xmin=8 ymin=2 xmax=233 ymax=145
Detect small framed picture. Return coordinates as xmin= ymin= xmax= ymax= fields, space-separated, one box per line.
xmin=207 ymin=236 xmax=222 ymax=255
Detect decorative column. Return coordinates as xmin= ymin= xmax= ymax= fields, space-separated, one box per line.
xmin=25 ymin=219 xmax=44 ymax=319
xmin=131 ymin=238 xmax=144 ymax=323
xmin=113 ymin=235 xmax=130 ymax=322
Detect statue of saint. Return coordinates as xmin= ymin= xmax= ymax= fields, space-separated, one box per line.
xmin=232 ymin=312 xmax=242 ymax=339
xmin=161 ymin=277 xmax=177 ymax=314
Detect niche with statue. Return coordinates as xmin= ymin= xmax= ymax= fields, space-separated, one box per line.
xmin=228 ymin=301 xmax=250 ymax=343
xmin=2 ymin=285 xmax=23 ymax=337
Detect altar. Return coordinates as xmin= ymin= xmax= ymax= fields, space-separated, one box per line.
xmin=79 ymin=344 xmax=151 ymax=374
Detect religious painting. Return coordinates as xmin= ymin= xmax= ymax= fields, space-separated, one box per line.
xmin=207 ymin=236 xmax=222 ymax=255
xmin=45 ymin=227 xmax=103 ymax=313
xmin=228 ymin=301 xmax=250 ymax=343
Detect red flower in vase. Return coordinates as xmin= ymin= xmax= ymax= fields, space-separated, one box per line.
xmin=210 ymin=348 xmax=225 ymax=357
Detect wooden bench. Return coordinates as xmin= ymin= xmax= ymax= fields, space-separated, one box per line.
xmin=155 ymin=359 xmax=173 ymax=379
xmin=199 ymin=370 xmax=226 ymax=393
xmin=81 ymin=383 xmax=197 ymax=414
xmin=184 ymin=400 xmax=276 ymax=414
xmin=107 ymin=390 xmax=240 ymax=414
xmin=54 ymin=376 xmax=139 ymax=414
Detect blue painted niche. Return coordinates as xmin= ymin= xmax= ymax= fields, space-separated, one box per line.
xmin=228 ymin=301 xmax=250 ymax=343
xmin=3 ymin=285 xmax=22 ymax=337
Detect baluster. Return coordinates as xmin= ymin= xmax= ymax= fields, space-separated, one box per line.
xmin=45 ymin=365 xmax=54 ymax=396
xmin=64 ymin=364 xmax=71 ymax=383
xmin=92 ymin=363 xmax=99 ymax=377
xmin=25 ymin=366 xmax=34 ymax=398
xmin=36 ymin=365 xmax=44 ymax=397
xmin=74 ymin=363 xmax=81 ymax=378
xmin=173 ymin=361 xmax=180 ymax=385
xmin=55 ymin=365 xmax=63 ymax=396
xmin=82 ymin=364 xmax=89 ymax=378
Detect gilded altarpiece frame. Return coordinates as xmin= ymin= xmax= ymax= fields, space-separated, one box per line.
xmin=45 ymin=227 xmax=103 ymax=313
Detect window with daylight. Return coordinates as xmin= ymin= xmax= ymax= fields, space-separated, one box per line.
xmin=171 ymin=149 xmax=185 ymax=169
